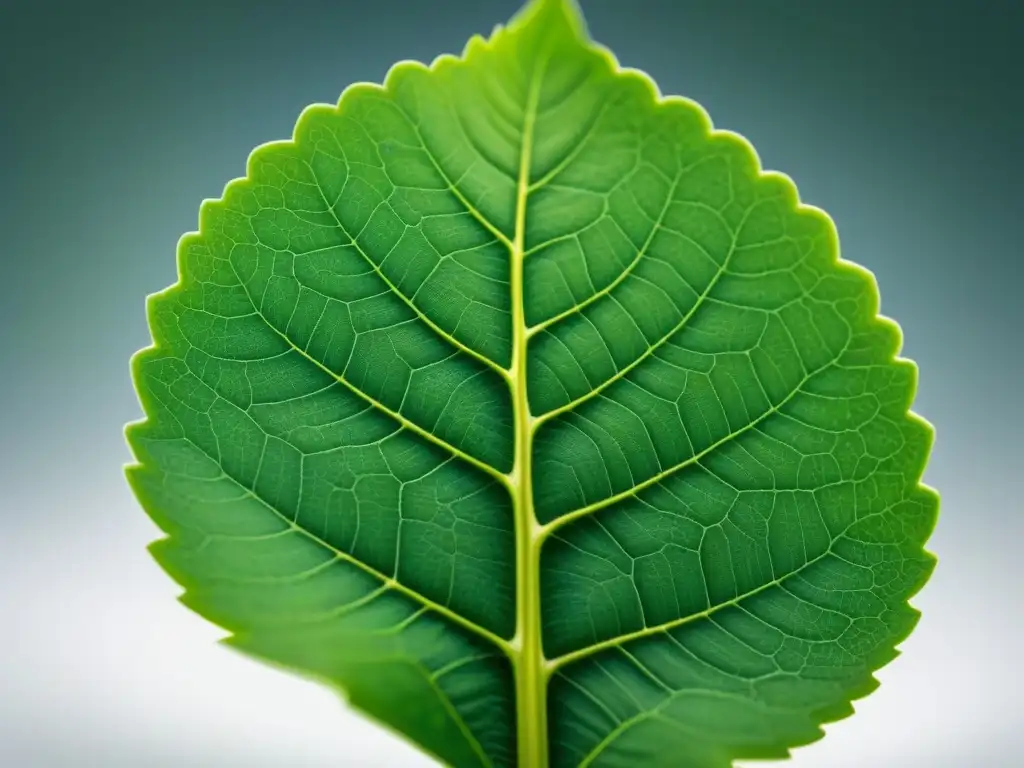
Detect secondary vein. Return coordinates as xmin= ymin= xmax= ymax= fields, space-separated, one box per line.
xmin=167 ymin=431 xmax=512 ymax=653
xmin=299 ymin=150 xmax=512 ymax=380
xmin=537 ymin=352 xmax=842 ymax=538
xmin=229 ymin=262 xmax=513 ymax=489
xmin=531 ymin=201 xmax=761 ymax=427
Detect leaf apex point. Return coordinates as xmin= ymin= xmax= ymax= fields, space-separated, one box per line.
xmin=514 ymin=0 xmax=587 ymax=39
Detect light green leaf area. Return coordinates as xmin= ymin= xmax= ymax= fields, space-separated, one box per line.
xmin=125 ymin=0 xmax=938 ymax=766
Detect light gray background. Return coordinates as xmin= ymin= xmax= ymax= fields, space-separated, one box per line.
xmin=1 ymin=0 xmax=1020 ymax=765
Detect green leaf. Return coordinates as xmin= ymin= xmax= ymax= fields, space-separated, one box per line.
xmin=125 ymin=0 xmax=938 ymax=765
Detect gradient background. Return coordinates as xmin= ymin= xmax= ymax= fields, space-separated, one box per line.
xmin=1 ymin=0 xmax=1020 ymax=765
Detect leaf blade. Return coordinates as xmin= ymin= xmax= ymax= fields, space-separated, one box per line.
xmin=126 ymin=1 xmax=937 ymax=766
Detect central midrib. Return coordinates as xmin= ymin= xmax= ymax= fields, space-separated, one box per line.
xmin=509 ymin=48 xmax=551 ymax=768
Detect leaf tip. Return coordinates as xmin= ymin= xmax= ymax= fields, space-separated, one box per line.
xmin=513 ymin=0 xmax=588 ymax=41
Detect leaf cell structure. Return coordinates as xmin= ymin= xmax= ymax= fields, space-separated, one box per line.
xmin=125 ymin=0 xmax=939 ymax=766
